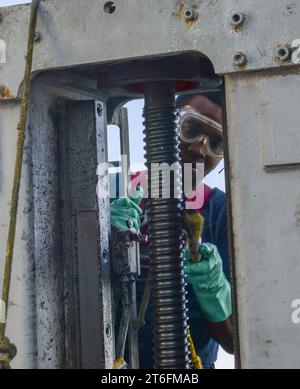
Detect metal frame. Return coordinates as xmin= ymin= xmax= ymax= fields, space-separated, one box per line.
xmin=1 ymin=0 xmax=300 ymax=100
xmin=225 ymin=68 xmax=300 ymax=368
xmin=0 ymin=0 xmax=300 ymax=369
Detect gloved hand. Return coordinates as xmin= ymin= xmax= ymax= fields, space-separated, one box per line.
xmin=110 ymin=186 xmax=143 ymax=235
xmin=184 ymin=243 xmax=232 ymax=323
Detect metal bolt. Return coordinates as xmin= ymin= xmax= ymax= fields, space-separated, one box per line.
xmin=97 ymin=103 xmax=103 ymax=117
xmin=102 ymin=249 xmax=108 ymax=261
xmin=184 ymin=8 xmax=198 ymax=21
xmin=275 ymin=45 xmax=291 ymax=62
xmin=103 ymin=1 xmax=116 ymax=14
xmin=233 ymin=52 xmax=247 ymax=66
xmin=230 ymin=12 xmax=245 ymax=27
xmin=105 ymin=325 xmax=112 ymax=337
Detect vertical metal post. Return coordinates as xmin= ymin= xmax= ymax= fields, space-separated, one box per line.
xmin=95 ymin=101 xmax=115 ymax=369
xmin=225 ymin=70 xmax=300 ymax=368
xmin=60 ymin=100 xmax=114 ymax=369
xmin=118 ymin=108 xmax=139 ymax=368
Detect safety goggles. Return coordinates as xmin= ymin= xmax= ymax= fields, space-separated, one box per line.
xmin=179 ymin=106 xmax=224 ymax=160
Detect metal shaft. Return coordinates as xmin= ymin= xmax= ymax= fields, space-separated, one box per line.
xmin=143 ymin=82 xmax=189 ymax=369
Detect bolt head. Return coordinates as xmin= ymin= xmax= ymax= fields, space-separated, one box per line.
xmin=275 ymin=46 xmax=291 ymax=62
xmin=184 ymin=8 xmax=197 ymax=21
xmin=233 ymin=52 xmax=247 ymax=66
xmin=105 ymin=325 xmax=112 ymax=337
xmin=97 ymin=103 xmax=103 ymax=117
xmin=102 ymin=249 xmax=108 ymax=261
xmin=230 ymin=12 xmax=245 ymax=27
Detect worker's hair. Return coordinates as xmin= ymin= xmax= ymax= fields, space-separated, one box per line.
xmin=176 ymin=91 xmax=221 ymax=108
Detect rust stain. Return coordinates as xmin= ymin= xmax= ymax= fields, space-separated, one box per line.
xmin=186 ymin=17 xmax=198 ymax=26
xmin=175 ymin=1 xmax=185 ymax=19
xmin=174 ymin=1 xmax=199 ymax=25
xmin=0 ymin=85 xmax=11 ymax=99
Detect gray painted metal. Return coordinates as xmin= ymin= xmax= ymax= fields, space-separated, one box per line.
xmin=1 ymin=0 xmax=300 ymax=99
xmin=119 ymin=108 xmax=130 ymax=162
xmin=0 ymin=101 xmax=37 ymax=369
xmin=119 ymin=108 xmax=130 ymax=198
xmin=0 ymin=0 xmax=300 ymax=370
xmin=225 ymin=69 xmax=300 ymax=369
xmin=111 ymin=107 xmax=140 ymax=368
xmin=62 ymin=99 xmax=114 ymax=369
xmin=77 ymin=212 xmax=103 ymax=369
xmin=128 ymin=282 xmax=139 ymax=370
xmin=111 ymin=107 xmax=131 ymax=197
xmin=0 ymin=80 xmax=113 ymax=368
xmin=30 ymin=82 xmax=65 ymax=369
xmin=95 ymin=101 xmax=114 ymax=369
xmin=61 ymin=100 xmax=113 ymax=369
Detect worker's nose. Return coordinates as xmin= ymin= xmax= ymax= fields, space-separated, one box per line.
xmin=188 ymin=139 xmax=206 ymax=160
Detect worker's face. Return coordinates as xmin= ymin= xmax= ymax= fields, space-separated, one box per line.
xmin=179 ymin=95 xmax=223 ymax=178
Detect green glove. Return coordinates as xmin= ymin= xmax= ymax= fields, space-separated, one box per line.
xmin=184 ymin=243 xmax=232 ymax=323
xmin=110 ymin=186 xmax=143 ymax=234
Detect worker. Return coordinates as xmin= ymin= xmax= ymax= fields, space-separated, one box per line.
xmin=110 ymin=92 xmax=234 ymax=369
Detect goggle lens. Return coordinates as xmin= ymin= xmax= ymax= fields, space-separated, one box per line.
xmin=179 ymin=108 xmax=224 ymax=159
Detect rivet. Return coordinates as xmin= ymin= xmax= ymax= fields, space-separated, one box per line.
xmin=103 ymin=2 xmax=116 ymax=15
xmin=105 ymin=325 xmax=112 ymax=337
xmin=230 ymin=12 xmax=245 ymax=27
xmin=97 ymin=103 xmax=103 ymax=117
xmin=275 ymin=45 xmax=291 ymax=62
xmin=184 ymin=9 xmax=198 ymax=21
xmin=233 ymin=52 xmax=247 ymax=66
xmin=102 ymin=249 xmax=108 ymax=261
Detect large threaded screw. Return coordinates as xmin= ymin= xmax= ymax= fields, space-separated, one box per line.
xmin=143 ymin=82 xmax=190 ymax=369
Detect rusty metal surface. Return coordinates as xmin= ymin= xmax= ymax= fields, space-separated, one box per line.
xmin=0 ymin=86 xmax=11 ymax=99
xmin=1 ymin=0 xmax=300 ymax=99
